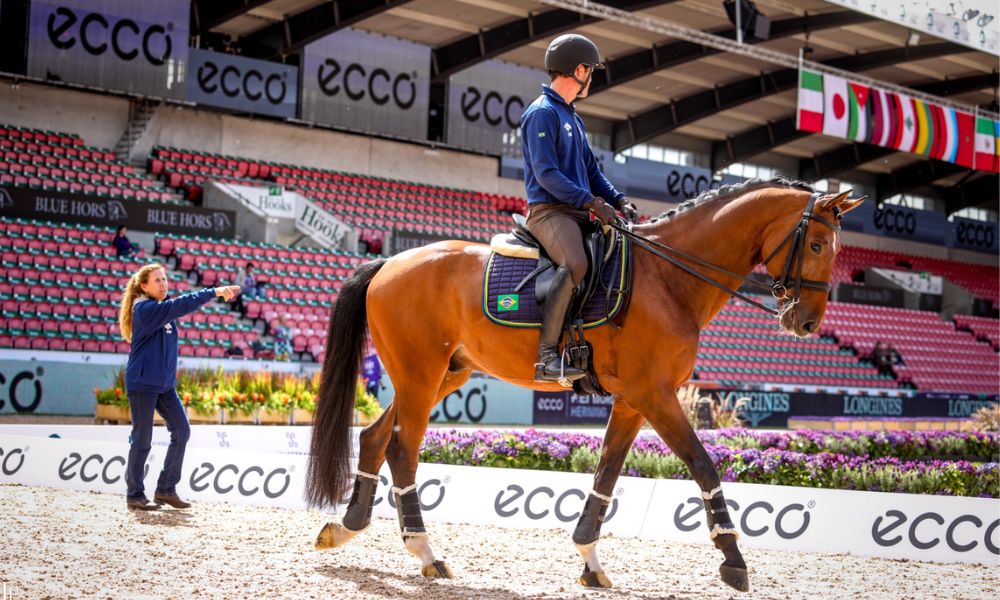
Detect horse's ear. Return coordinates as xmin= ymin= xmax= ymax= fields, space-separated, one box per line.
xmin=818 ymin=190 xmax=865 ymax=215
xmin=838 ymin=195 xmax=866 ymax=215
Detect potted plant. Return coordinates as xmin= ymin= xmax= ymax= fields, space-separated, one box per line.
xmin=94 ymin=369 xmax=129 ymax=423
xmin=354 ymin=378 xmax=382 ymax=426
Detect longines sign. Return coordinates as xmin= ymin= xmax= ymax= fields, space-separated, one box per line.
xmin=0 ymin=186 xmax=235 ymax=238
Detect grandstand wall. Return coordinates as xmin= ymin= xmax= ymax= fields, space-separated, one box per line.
xmin=0 ymin=82 xmax=129 ymax=149
xmin=841 ymin=230 xmax=997 ymax=267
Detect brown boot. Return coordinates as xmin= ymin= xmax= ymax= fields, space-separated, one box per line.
xmin=126 ymin=497 xmax=161 ymax=511
xmin=154 ymin=494 xmax=192 ymax=509
xmin=535 ymin=266 xmax=585 ymax=384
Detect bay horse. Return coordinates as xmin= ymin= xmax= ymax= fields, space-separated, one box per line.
xmin=307 ymin=178 xmax=863 ymax=592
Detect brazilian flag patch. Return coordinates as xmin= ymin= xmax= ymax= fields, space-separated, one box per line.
xmin=497 ymin=294 xmax=519 ymax=311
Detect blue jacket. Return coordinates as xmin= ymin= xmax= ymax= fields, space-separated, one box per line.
xmin=520 ymin=86 xmax=624 ymax=209
xmin=125 ymin=289 xmax=216 ymax=393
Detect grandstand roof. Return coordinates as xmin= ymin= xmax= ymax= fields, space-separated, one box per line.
xmin=195 ymin=0 xmax=999 ymax=213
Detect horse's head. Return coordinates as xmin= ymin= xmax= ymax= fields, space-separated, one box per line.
xmin=760 ymin=189 xmax=865 ymax=337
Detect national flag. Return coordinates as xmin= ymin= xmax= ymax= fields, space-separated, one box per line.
xmin=928 ymin=104 xmax=947 ymax=160
xmin=893 ymin=94 xmax=917 ymax=153
xmin=868 ymin=89 xmax=893 ymax=148
xmin=975 ymin=115 xmax=998 ymax=172
xmin=847 ymin=82 xmax=870 ymax=142
xmin=938 ymin=107 xmax=958 ymax=163
xmin=954 ymin=110 xmax=975 ymax=168
xmin=823 ymin=74 xmax=849 ymax=139
xmin=796 ymin=69 xmax=824 ymax=133
xmin=913 ymin=100 xmax=934 ymax=156
xmin=993 ymin=119 xmax=1000 ymax=173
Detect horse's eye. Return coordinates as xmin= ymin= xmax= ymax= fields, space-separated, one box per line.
xmin=810 ymin=242 xmax=822 ymax=254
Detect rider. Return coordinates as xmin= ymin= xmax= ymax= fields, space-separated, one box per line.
xmin=521 ymin=33 xmax=637 ymax=383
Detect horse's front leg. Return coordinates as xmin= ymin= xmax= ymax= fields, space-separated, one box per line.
xmin=640 ymin=388 xmax=749 ymax=592
xmin=573 ymin=398 xmax=645 ymax=589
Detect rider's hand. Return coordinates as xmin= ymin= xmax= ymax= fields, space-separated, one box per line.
xmin=620 ymin=201 xmax=638 ymax=223
xmin=215 ymin=285 xmax=241 ymax=302
xmin=585 ymin=198 xmax=617 ymax=225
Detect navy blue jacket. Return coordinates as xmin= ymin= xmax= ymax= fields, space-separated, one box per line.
xmin=125 ymin=289 xmax=216 ymax=393
xmin=520 ymin=86 xmax=624 ymax=209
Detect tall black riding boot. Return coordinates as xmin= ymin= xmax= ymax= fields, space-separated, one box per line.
xmin=535 ymin=266 xmax=586 ymax=383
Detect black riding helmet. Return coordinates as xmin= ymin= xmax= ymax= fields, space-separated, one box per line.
xmin=545 ymin=34 xmax=605 ymax=74
xmin=545 ymin=34 xmax=604 ymax=98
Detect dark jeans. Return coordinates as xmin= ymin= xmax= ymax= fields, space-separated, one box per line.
xmin=126 ymin=389 xmax=190 ymax=500
xmin=526 ymin=203 xmax=591 ymax=287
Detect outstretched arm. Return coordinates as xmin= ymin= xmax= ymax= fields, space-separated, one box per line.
xmin=134 ymin=286 xmax=241 ymax=333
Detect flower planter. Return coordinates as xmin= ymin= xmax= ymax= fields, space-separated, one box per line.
xmin=227 ymin=409 xmax=256 ymax=424
xmin=95 ymin=404 xmax=131 ymax=424
xmin=258 ymin=408 xmax=290 ymax=425
xmin=291 ymin=408 xmax=313 ymax=425
xmin=354 ymin=410 xmax=377 ymax=427
xmin=187 ymin=408 xmax=222 ymax=423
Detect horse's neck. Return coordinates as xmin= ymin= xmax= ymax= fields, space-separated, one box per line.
xmin=638 ymin=192 xmax=783 ymax=330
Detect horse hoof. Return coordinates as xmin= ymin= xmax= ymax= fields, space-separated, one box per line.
xmin=421 ymin=560 xmax=454 ymax=578
xmin=719 ymin=565 xmax=749 ymax=592
xmin=314 ymin=522 xmax=358 ymax=550
xmin=579 ymin=568 xmax=613 ymax=589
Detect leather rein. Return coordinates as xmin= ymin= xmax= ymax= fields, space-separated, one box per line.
xmin=610 ymin=192 xmax=842 ymax=317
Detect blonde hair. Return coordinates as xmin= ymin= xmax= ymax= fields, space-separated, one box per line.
xmin=119 ymin=263 xmax=166 ymax=342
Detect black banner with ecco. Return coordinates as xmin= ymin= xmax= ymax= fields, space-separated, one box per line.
xmin=0 ymin=186 xmax=236 ymax=238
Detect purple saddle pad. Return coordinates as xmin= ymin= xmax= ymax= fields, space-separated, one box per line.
xmin=483 ymin=241 xmax=629 ymax=329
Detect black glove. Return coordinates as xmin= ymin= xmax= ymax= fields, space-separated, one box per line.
xmin=620 ymin=201 xmax=638 ymax=223
xmin=584 ymin=198 xmax=616 ymax=225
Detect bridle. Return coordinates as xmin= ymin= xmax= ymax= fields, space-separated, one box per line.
xmin=610 ymin=192 xmax=842 ymax=317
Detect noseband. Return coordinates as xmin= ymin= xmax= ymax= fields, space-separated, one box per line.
xmin=612 ymin=192 xmax=841 ymax=317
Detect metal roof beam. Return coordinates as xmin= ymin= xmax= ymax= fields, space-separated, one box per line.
xmin=936 ymin=175 xmax=1000 ymax=215
xmin=591 ymin=11 xmax=872 ymax=93
xmin=236 ymin=0 xmax=415 ymax=59
xmin=431 ymin=0 xmax=678 ymax=82
xmin=876 ymin=160 xmax=966 ymax=201
xmin=191 ymin=0 xmax=272 ymax=35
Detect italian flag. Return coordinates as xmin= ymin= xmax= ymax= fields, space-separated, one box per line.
xmin=974 ymin=115 xmax=999 ymax=172
xmin=796 ymin=69 xmax=823 ymax=133
xmin=847 ymin=82 xmax=870 ymax=142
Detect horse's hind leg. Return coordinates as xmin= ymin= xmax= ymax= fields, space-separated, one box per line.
xmin=315 ymin=403 xmax=397 ymax=551
xmin=384 ymin=363 xmax=470 ymax=578
xmin=640 ymin=388 xmax=749 ymax=592
xmin=573 ymin=399 xmax=645 ymax=589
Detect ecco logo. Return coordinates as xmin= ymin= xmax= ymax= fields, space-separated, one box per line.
xmin=666 ymin=170 xmax=723 ymax=199
xmin=673 ymin=497 xmax=812 ymax=539
xmin=0 ymin=446 xmax=26 ymax=476
xmin=460 ymin=87 xmax=524 ymax=129
xmin=494 ymin=485 xmax=620 ymax=523
xmin=536 ymin=396 xmax=564 ymax=411
xmin=197 ymin=61 xmax=288 ymax=105
xmin=316 ymin=60 xmax=416 ymax=109
xmin=58 ymin=452 xmax=130 ymax=484
xmin=873 ymin=206 xmax=917 ymax=235
xmin=47 ymin=6 xmax=173 ymax=66
xmin=955 ymin=222 xmax=995 ymax=248
xmin=189 ymin=462 xmax=291 ymax=498
xmin=0 ymin=368 xmax=44 ymax=413
xmin=361 ymin=475 xmax=447 ymax=511
xmin=872 ymin=510 xmax=1000 ymax=554
xmin=430 ymin=385 xmax=487 ymax=423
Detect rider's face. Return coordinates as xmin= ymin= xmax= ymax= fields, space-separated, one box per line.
xmin=575 ymin=64 xmax=593 ymax=98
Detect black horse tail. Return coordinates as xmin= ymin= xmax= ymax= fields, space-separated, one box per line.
xmin=307 ymin=258 xmax=387 ymax=507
